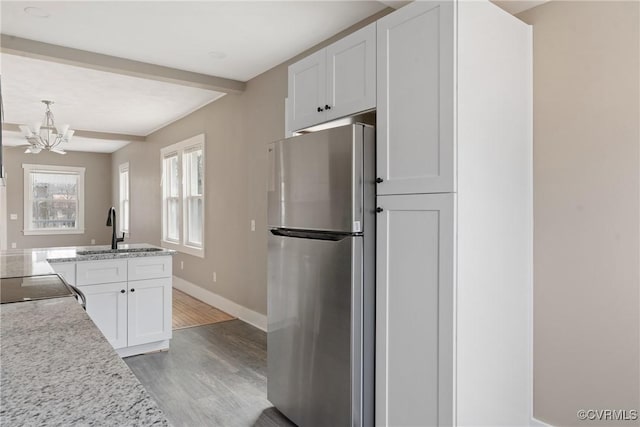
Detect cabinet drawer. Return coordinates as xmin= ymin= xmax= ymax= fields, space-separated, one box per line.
xmin=128 ymin=256 xmax=172 ymax=281
xmin=76 ymin=259 xmax=128 ymax=286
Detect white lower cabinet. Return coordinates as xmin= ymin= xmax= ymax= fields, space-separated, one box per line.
xmin=57 ymin=256 xmax=173 ymax=357
xmin=127 ymin=277 xmax=172 ymax=347
xmin=376 ymin=194 xmax=455 ymax=426
xmin=82 ymin=281 xmax=128 ymax=349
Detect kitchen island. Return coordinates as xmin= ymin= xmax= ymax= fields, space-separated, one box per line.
xmin=3 ymin=244 xmax=176 ymax=358
xmin=0 ymin=244 xmax=172 ymax=426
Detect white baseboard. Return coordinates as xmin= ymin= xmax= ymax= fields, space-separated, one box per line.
xmin=531 ymin=417 xmax=553 ymax=427
xmin=172 ymin=275 xmax=267 ymax=332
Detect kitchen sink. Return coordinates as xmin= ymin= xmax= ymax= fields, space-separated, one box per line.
xmin=76 ymin=248 xmax=164 ymax=256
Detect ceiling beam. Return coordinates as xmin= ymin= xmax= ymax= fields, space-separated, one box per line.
xmin=1 ymin=34 xmax=246 ymax=94
xmin=3 ymin=123 xmax=146 ymax=142
xmin=377 ymin=1 xmax=412 ymax=10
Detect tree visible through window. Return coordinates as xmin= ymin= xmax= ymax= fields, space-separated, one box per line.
xmin=23 ymin=164 xmax=85 ymax=235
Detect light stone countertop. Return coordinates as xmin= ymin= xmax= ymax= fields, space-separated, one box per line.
xmin=0 ymin=297 xmax=169 ymax=426
xmin=0 ymin=251 xmax=55 ymax=278
xmin=0 ymin=243 xmax=175 ymax=278
xmin=0 ymin=243 xmax=174 ymax=425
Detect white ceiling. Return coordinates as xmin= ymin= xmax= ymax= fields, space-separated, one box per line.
xmin=0 ymin=1 xmax=387 ymax=153
xmin=0 ymin=1 xmax=388 ymax=82
xmin=1 ymin=53 xmax=226 ymax=136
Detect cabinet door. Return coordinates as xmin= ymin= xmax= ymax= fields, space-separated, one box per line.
xmin=83 ymin=282 xmax=128 ymax=349
xmin=51 ymin=262 xmax=76 ymax=286
xmin=376 ymin=194 xmax=454 ymax=426
xmin=326 ymin=22 xmax=376 ymax=121
xmin=288 ymin=49 xmax=326 ymax=131
xmin=376 ymin=1 xmax=455 ymax=195
xmin=127 ymin=278 xmax=172 ymax=347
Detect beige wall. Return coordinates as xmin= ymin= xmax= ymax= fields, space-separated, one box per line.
xmin=112 ymin=9 xmax=391 ymax=316
xmin=518 ymin=2 xmax=639 ymax=425
xmin=4 ymin=147 xmax=113 ymax=248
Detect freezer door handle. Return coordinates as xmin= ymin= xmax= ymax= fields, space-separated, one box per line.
xmin=269 ymin=228 xmax=352 ymax=241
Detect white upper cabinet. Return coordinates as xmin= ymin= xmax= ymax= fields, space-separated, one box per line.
xmin=325 ymin=23 xmax=376 ymax=122
xmin=288 ymin=22 xmax=376 ymax=131
xmin=288 ymin=49 xmax=326 ymax=131
xmin=376 ymin=1 xmax=455 ymax=195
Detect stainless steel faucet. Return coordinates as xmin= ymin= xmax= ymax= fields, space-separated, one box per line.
xmin=106 ymin=207 xmax=125 ymax=250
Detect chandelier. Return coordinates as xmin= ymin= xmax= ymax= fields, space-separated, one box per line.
xmin=19 ymin=100 xmax=74 ymax=155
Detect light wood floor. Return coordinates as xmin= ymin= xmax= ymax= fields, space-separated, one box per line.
xmin=172 ymin=288 xmax=235 ymax=330
xmin=125 ymin=320 xmax=295 ymax=427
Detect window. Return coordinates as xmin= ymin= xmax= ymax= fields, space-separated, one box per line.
xmin=119 ymin=163 xmax=130 ymax=235
xmin=161 ymin=134 xmax=205 ymax=257
xmin=23 ymin=164 xmax=85 ymax=235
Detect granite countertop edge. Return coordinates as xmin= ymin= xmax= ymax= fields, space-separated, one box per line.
xmin=1 ymin=243 xmax=176 ymax=278
xmin=47 ymin=248 xmax=177 ymax=263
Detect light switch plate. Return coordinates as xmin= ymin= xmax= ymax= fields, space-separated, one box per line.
xmin=9 ymin=214 xmax=17 ymax=220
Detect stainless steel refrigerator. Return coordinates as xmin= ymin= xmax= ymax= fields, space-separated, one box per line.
xmin=267 ymin=123 xmax=375 ymax=427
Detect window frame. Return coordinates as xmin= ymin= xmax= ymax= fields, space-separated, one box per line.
xmin=22 ymin=163 xmax=86 ymax=236
xmin=119 ymin=162 xmax=130 ymax=236
xmin=160 ymin=134 xmax=205 ymax=258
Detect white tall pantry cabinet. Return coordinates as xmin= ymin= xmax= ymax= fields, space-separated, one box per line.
xmin=375 ymin=1 xmax=532 ymax=426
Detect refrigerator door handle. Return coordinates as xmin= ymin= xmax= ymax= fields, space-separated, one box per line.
xmin=269 ymin=228 xmax=353 ymax=241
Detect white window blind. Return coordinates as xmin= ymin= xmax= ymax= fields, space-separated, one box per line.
xmin=184 ymin=147 xmax=203 ymax=247
xmin=119 ymin=163 xmax=130 ymax=235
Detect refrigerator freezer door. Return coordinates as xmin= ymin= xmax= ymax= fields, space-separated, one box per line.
xmin=267 ymin=231 xmax=363 ymax=427
xmin=267 ymin=124 xmax=365 ymax=233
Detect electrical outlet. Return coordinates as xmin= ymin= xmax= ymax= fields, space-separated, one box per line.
xmin=251 ymin=219 xmax=256 ymax=231
xmin=11 ymin=243 xmax=16 ymax=249
xmin=9 ymin=214 xmax=17 ymax=220
xmin=181 ymin=261 xmax=184 ymax=270
xmin=213 ymin=272 xmax=217 ymax=282
xmin=91 ymin=239 xmax=96 ymax=245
